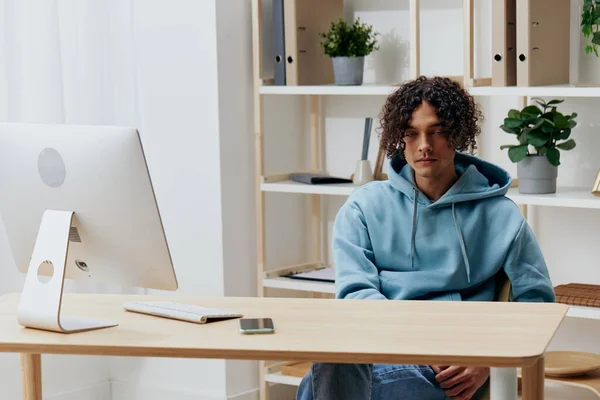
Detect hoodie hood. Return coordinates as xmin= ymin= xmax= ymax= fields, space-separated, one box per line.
xmin=389 ymin=151 xmax=512 ymax=208
xmin=387 ymin=152 xmax=512 ymax=282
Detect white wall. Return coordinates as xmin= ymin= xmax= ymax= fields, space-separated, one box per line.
xmin=0 ymin=0 xmax=258 ymax=399
xmin=215 ymin=0 xmax=260 ymax=398
xmin=111 ymin=1 xmax=258 ymax=399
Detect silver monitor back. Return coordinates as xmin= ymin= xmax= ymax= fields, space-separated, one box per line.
xmin=0 ymin=122 xmax=178 ymax=292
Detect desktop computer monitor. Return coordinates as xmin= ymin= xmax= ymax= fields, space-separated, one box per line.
xmin=0 ymin=122 xmax=178 ymax=333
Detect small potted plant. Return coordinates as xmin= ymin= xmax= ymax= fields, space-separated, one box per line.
xmin=582 ymin=0 xmax=600 ymax=56
xmin=500 ymin=98 xmax=577 ymax=194
xmin=319 ymin=18 xmax=379 ymax=85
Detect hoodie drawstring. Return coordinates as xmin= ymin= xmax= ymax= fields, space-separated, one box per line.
xmin=452 ymin=203 xmax=471 ymax=283
xmin=410 ymin=188 xmax=418 ymax=269
xmin=409 ymin=190 xmax=471 ymax=282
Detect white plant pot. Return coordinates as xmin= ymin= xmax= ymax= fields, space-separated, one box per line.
xmin=517 ymin=154 xmax=558 ymax=194
xmin=332 ymin=56 xmax=365 ymax=85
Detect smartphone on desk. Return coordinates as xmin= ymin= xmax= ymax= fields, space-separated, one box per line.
xmin=238 ymin=318 xmax=275 ymax=334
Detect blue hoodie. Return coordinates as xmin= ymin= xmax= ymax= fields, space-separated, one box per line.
xmin=333 ymin=152 xmax=555 ymax=303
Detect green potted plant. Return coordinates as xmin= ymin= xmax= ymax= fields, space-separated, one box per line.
xmin=500 ymin=98 xmax=577 ymax=194
xmin=319 ymin=18 xmax=379 ymax=85
xmin=582 ymin=0 xmax=600 ymax=56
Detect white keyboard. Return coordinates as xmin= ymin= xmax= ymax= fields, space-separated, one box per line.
xmin=123 ymin=301 xmax=243 ymax=324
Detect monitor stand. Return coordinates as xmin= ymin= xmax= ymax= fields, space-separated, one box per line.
xmin=17 ymin=209 xmax=118 ymax=333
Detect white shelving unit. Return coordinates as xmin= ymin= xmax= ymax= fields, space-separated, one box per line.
xmin=262 ymin=276 xmax=335 ymax=294
xmin=252 ymin=0 xmax=600 ymax=398
xmin=506 ymin=187 xmax=600 ymax=209
xmin=261 ymin=84 xmax=600 ymax=98
xmin=260 ymin=181 xmax=355 ymax=196
xmin=264 ymin=372 xmax=303 ymax=387
xmin=261 ymin=182 xmax=600 ymax=210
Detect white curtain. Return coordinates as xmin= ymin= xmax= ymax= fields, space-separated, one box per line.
xmin=0 ymin=0 xmax=139 ymax=127
xmin=0 ymin=0 xmax=144 ymax=295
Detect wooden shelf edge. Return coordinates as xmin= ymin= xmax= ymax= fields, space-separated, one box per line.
xmin=262 ymin=276 xmax=335 ymax=294
xmin=264 ymin=262 xmax=323 ymax=279
xmin=518 ymin=370 xmax=600 ymax=398
xmin=259 ymin=83 xmax=600 ymax=97
xmin=264 ymin=371 xmax=303 ymax=386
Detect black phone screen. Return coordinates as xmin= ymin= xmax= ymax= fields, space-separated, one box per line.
xmin=239 ymin=318 xmax=274 ymax=332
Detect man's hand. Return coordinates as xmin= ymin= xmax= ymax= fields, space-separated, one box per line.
xmin=430 ymin=365 xmax=489 ymax=400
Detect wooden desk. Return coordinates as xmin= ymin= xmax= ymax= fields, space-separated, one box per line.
xmin=0 ymin=293 xmax=567 ymax=400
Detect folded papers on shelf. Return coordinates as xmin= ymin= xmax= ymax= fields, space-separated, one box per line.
xmin=283 ymin=267 xmax=335 ymax=282
xmin=290 ymin=173 xmax=352 ymax=185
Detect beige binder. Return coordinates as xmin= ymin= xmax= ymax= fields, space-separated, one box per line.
xmin=492 ymin=0 xmax=516 ymax=86
xmin=283 ymin=0 xmax=343 ymax=85
xmin=516 ymin=0 xmax=570 ymax=86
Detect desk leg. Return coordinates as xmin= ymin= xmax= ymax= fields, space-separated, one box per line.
xmin=522 ymin=357 xmax=544 ymax=400
xmin=490 ymin=367 xmax=518 ymax=400
xmin=20 ymin=353 xmax=42 ymax=400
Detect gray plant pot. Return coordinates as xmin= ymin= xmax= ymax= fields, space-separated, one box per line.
xmin=332 ymin=56 xmax=364 ymax=85
xmin=517 ymin=154 xmax=558 ymax=194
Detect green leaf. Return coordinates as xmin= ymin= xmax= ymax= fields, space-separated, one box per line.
xmin=554 ymin=113 xmax=569 ymax=129
xmin=540 ymin=117 xmax=555 ymax=126
xmin=541 ymin=124 xmax=556 ymax=133
xmin=532 ymin=97 xmax=546 ymax=108
xmin=507 ymin=109 xmax=521 ymax=119
xmin=546 ymin=148 xmax=560 ymax=166
xmin=508 ymin=144 xmax=529 ymax=163
xmin=504 ymin=118 xmax=525 ymax=129
xmin=556 ymin=139 xmax=576 ymax=150
xmin=556 ymin=128 xmax=571 ymax=140
xmin=518 ymin=132 xmax=528 ymax=144
xmin=500 ymin=144 xmax=515 ymax=150
xmin=547 ymin=99 xmax=564 ymax=106
xmin=500 ymin=125 xmax=518 ymax=134
xmin=526 ymin=131 xmax=550 ymax=147
xmin=319 ymin=17 xmax=379 ymax=57
xmin=521 ymin=105 xmax=542 ymax=117
xmin=568 ymin=119 xmax=577 ymax=129
xmin=526 ymin=118 xmax=545 ymax=130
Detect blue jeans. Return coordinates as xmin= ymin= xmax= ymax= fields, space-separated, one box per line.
xmin=296 ymin=363 xmax=448 ymax=400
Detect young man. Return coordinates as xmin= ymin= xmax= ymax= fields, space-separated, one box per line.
xmin=296 ymin=76 xmax=555 ymax=400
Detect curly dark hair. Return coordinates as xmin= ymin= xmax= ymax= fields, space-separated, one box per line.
xmin=378 ymin=76 xmax=484 ymax=158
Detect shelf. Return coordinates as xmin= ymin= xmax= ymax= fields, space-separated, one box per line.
xmin=259 ymin=84 xmax=398 ymax=96
xmin=260 ymin=83 xmax=600 ymax=98
xmin=261 ymin=180 xmax=356 ymax=196
xmin=262 ymin=276 xmax=335 ymax=294
xmin=262 ymin=183 xmax=600 ymax=209
xmin=264 ymin=371 xmax=302 ymax=386
xmin=469 ymin=85 xmax=600 ymax=98
xmin=507 ymin=187 xmax=600 ymax=209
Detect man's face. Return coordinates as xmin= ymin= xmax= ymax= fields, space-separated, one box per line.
xmin=402 ymin=101 xmax=456 ymax=180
